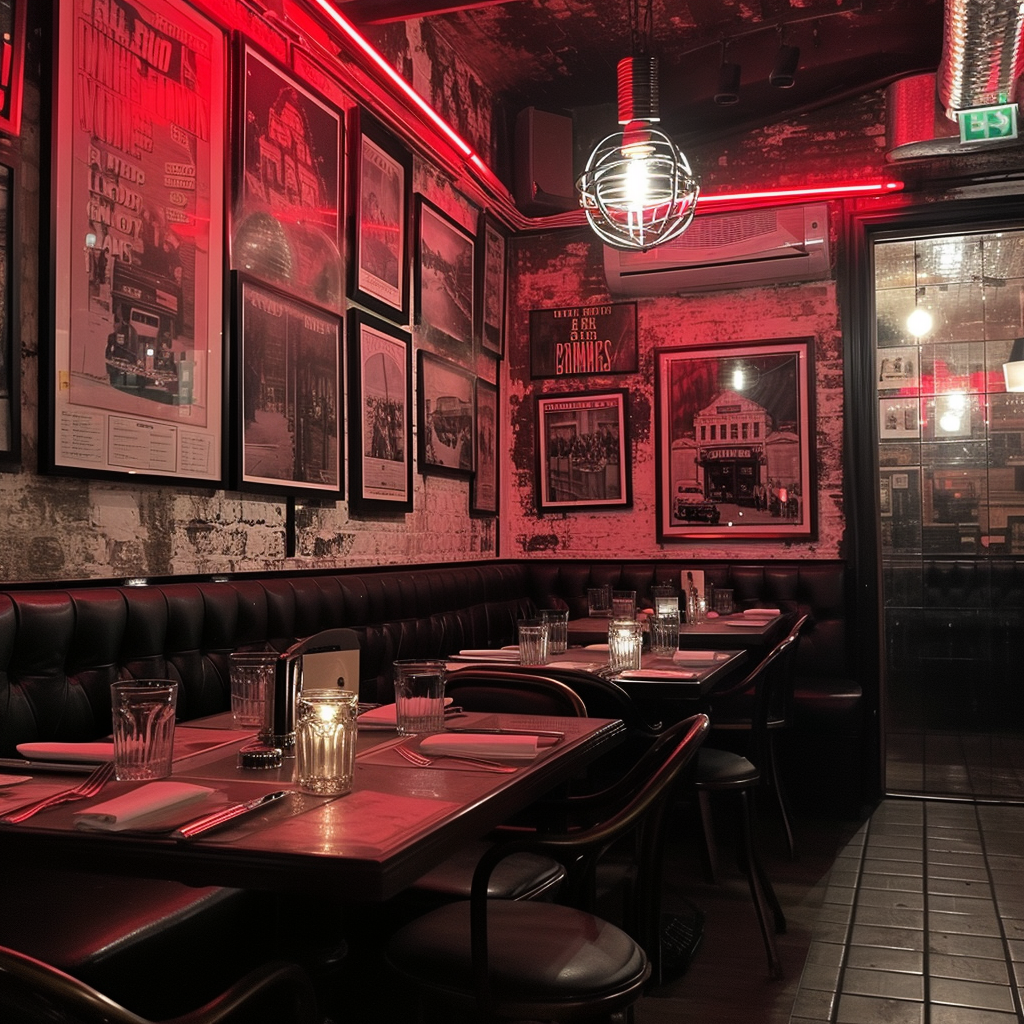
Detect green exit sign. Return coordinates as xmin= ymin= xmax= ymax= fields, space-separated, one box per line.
xmin=957 ymin=103 xmax=1019 ymax=143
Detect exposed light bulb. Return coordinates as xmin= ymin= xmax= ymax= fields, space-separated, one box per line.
xmin=732 ymin=367 xmax=745 ymax=390
xmin=906 ymin=307 xmax=933 ymax=337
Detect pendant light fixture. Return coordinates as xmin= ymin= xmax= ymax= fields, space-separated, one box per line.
xmin=576 ymin=0 xmax=700 ymax=251
xmin=1004 ymin=338 xmax=1024 ymax=392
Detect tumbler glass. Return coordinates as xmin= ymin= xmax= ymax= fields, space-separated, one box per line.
xmin=111 ymin=680 xmax=178 ymax=781
xmin=587 ymin=586 xmax=612 ymax=617
xmin=611 ymin=590 xmax=637 ymax=619
xmin=295 ymin=688 xmax=358 ymax=795
xmin=228 ymin=651 xmax=277 ymax=728
xmin=392 ymin=660 xmax=447 ymax=736
xmin=650 ymin=609 xmax=681 ymax=655
xmin=608 ymin=619 xmax=643 ymax=673
xmin=517 ymin=621 xmax=550 ymax=666
xmin=538 ymin=609 xmax=569 ymax=655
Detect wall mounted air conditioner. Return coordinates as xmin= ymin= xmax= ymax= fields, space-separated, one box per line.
xmin=603 ymin=202 xmax=830 ymax=296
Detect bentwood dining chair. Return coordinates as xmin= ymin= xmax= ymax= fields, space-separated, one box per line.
xmin=444 ymin=668 xmax=588 ymax=717
xmin=386 ymin=714 xmax=710 ymax=1023
xmin=0 ymin=945 xmax=319 ymax=1024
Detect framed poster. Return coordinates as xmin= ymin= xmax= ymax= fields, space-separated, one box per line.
xmin=0 ymin=161 xmax=17 ymax=464
xmin=48 ymin=0 xmax=226 ymax=484
xmin=233 ymin=43 xmax=342 ymax=309
xmin=349 ymin=108 xmax=411 ymax=322
xmin=471 ymin=377 xmax=498 ymax=515
xmin=347 ymin=308 xmax=413 ymax=514
xmin=236 ymin=277 xmax=342 ymax=497
xmin=655 ymin=339 xmax=815 ymax=541
xmin=477 ymin=213 xmax=506 ymax=358
xmin=417 ymin=350 xmax=474 ymax=476
xmin=0 ymin=0 xmax=25 ymax=137
xmin=530 ymin=302 xmax=638 ymax=379
xmin=535 ymin=390 xmax=632 ymax=513
xmin=879 ymin=397 xmax=921 ymax=440
xmin=415 ymin=196 xmax=475 ymax=358
xmin=877 ymin=346 xmax=919 ymax=391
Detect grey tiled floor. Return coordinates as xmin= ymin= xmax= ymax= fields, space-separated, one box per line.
xmin=791 ymin=799 xmax=1024 ymax=1024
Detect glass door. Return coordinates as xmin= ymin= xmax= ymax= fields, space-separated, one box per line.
xmin=874 ymin=228 xmax=1024 ymax=801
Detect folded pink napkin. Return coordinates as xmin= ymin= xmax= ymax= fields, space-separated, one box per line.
xmin=74 ymin=782 xmax=216 ymax=830
xmin=617 ymin=668 xmax=697 ymax=680
xmin=359 ymin=699 xmax=453 ymax=729
xmin=17 ymin=742 xmax=115 ymax=763
xmin=673 ymin=650 xmax=719 ymax=663
xmin=419 ymin=734 xmax=539 ymax=760
xmin=743 ymin=608 xmax=781 ymax=617
xmin=458 ymin=649 xmax=519 ymax=659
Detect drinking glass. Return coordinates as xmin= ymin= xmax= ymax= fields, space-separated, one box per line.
xmin=295 ymin=688 xmax=358 ymax=795
xmin=393 ymin=660 xmax=447 ymax=736
xmin=518 ymin=621 xmax=550 ymax=665
xmin=714 ymin=588 xmax=735 ymax=615
xmin=587 ymin=586 xmax=612 ymax=617
xmin=651 ymin=585 xmax=678 ymax=616
xmin=611 ymin=590 xmax=637 ymax=619
xmin=228 ymin=651 xmax=277 ymax=728
xmin=608 ymin=619 xmax=643 ymax=673
xmin=111 ymin=680 xmax=178 ymax=781
xmin=650 ymin=609 xmax=681 ymax=655
xmin=538 ymin=608 xmax=569 ymax=654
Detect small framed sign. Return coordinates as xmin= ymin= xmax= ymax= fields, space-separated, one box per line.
xmin=530 ymin=302 xmax=637 ymax=379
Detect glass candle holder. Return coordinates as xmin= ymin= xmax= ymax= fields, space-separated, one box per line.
xmin=608 ymin=618 xmax=643 ymax=673
xmin=295 ymin=688 xmax=359 ymax=795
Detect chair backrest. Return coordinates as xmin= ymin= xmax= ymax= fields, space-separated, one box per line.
xmin=535 ymin=665 xmax=662 ymax=733
xmin=444 ymin=668 xmax=587 ymax=717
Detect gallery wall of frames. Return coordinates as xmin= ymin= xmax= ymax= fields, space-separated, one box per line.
xmin=35 ymin=0 xmax=504 ymax=523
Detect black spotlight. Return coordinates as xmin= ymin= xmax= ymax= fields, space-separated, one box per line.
xmin=715 ymin=60 xmax=741 ymax=105
xmin=770 ymin=43 xmax=800 ymax=88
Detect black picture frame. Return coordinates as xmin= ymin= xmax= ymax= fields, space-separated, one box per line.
xmin=471 ymin=377 xmax=498 ymax=515
xmin=654 ymin=338 xmax=816 ymax=541
xmin=417 ymin=350 xmax=474 ymax=477
xmin=0 ymin=159 xmax=18 ymax=465
xmin=476 ymin=212 xmax=506 ymax=358
xmin=529 ymin=302 xmax=638 ymax=379
xmin=535 ymin=389 xmax=632 ymax=513
xmin=415 ymin=195 xmax=475 ymax=359
xmin=0 ymin=0 xmax=25 ymax=137
xmin=47 ymin=0 xmax=227 ymax=485
xmin=234 ymin=275 xmax=343 ymax=498
xmin=348 ymin=108 xmax=412 ymax=323
xmin=347 ymin=308 xmax=413 ymax=514
xmin=232 ymin=41 xmax=343 ymax=310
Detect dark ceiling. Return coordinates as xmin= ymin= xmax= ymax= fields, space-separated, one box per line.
xmin=340 ymin=0 xmax=946 ymax=150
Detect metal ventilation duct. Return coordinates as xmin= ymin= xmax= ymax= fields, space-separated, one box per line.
xmin=936 ymin=0 xmax=1024 ymax=120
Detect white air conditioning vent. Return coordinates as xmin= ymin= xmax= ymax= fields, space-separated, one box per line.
xmin=603 ymin=203 xmax=830 ymax=296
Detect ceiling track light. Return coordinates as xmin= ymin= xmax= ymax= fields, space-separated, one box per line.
xmin=715 ymin=42 xmax=741 ymax=105
xmin=770 ymin=27 xmax=800 ymax=89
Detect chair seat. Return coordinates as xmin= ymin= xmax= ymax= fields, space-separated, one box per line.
xmin=410 ymin=841 xmax=565 ymax=900
xmin=694 ymin=746 xmax=760 ymax=789
xmin=388 ymin=900 xmax=649 ymax=1009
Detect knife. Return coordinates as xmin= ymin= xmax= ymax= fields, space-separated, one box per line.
xmin=446 ymin=727 xmax=565 ymax=740
xmin=171 ymin=790 xmax=290 ymax=841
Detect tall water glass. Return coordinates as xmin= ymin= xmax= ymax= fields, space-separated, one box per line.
xmin=111 ymin=680 xmax=178 ymax=781
xmin=587 ymin=586 xmax=612 ymax=617
xmin=518 ymin=621 xmax=550 ymax=665
xmin=611 ymin=590 xmax=637 ymax=620
xmin=228 ymin=651 xmax=277 ymax=728
xmin=393 ymin=660 xmax=447 ymax=736
xmin=295 ymin=688 xmax=358 ymax=795
xmin=608 ymin=619 xmax=643 ymax=673
xmin=650 ymin=609 xmax=681 ymax=655
xmin=538 ymin=609 xmax=569 ymax=654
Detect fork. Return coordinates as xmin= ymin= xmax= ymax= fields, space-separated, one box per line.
xmin=0 ymin=761 xmax=116 ymax=824
xmin=395 ymin=745 xmax=518 ymax=773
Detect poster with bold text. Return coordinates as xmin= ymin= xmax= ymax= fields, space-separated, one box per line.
xmin=51 ymin=0 xmax=225 ymax=483
xmin=530 ymin=302 xmax=637 ymax=379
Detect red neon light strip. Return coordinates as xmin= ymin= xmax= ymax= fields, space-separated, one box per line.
xmin=310 ymin=2 xmax=903 ymax=212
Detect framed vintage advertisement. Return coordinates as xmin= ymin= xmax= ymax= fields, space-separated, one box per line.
xmin=655 ymin=340 xmax=815 ymax=541
xmin=0 ymin=160 xmax=17 ymax=464
xmin=0 ymin=0 xmax=25 ymax=137
xmin=417 ymin=350 xmax=474 ymax=476
xmin=349 ymin=108 xmax=411 ymax=322
xmin=415 ymin=196 xmax=475 ymax=359
xmin=48 ymin=0 xmax=225 ymax=484
xmin=347 ymin=308 xmax=413 ymax=514
xmin=477 ymin=213 xmax=506 ymax=358
xmin=233 ymin=43 xmax=342 ymax=309
xmin=471 ymin=377 xmax=498 ymax=515
xmin=530 ymin=302 xmax=638 ymax=379
xmin=236 ymin=276 xmax=342 ymax=497
xmin=535 ymin=389 xmax=632 ymax=513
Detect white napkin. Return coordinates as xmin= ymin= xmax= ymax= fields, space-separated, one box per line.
xmin=617 ymin=668 xmax=697 ymax=680
xmin=743 ymin=608 xmax=781 ymax=617
xmin=74 ymin=782 xmax=215 ymax=829
xmin=457 ymin=649 xmax=520 ymax=660
xmin=673 ymin=650 xmax=719 ymax=663
xmin=359 ymin=699 xmax=453 ymax=729
xmin=419 ymin=734 xmax=539 ymax=760
xmin=17 ymin=742 xmax=115 ymax=763
xmin=584 ymin=643 xmax=610 ymax=651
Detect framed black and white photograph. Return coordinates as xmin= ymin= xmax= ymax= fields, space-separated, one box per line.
xmin=879 ymin=397 xmax=921 ymax=440
xmin=236 ymin=277 xmax=342 ymax=497
xmin=0 ymin=160 xmax=17 ymax=464
xmin=233 ymin=43 xmax=343 ymax=309
xmin=415 ymin=196 xmax=475 ymax=358
xmin=349 ymin=108 xmax=411 ymax=322
xmin=0 ymin=0 xmax=25 ymax=137
xmin=471 ymin=378 xmax=498 ymax=515
xmin=477 ymin=213 xmax=506 ymax=358
xmin=655 ymin=339 xmax=815 ymax=540
xmin=535 ymin=390 xmax=632 ymax=513
xmin=347 ymin=308 xmax=413 ymax=514
xmin=417 ymin=350 xmax=474 ymax=476
xmin=48 ymin=0 xmax=226 ymax=485
xmin=877 ymin=345 xmax=919 ymax=391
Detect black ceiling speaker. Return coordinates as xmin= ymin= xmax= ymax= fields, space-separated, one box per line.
xmin=715 ymin=60 xmax=741 ymax=104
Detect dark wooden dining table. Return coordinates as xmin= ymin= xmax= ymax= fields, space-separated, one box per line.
xmin=567 ymin=612 xmax=788 ymax=650
xmin=0 ymin=711 xmax=625 ymax=903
